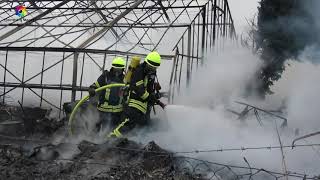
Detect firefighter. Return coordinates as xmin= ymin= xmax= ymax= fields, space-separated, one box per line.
xmin=88 ymin=57 xmax=126 ymax=131
xmin=108 ymin=51 xmax=163 ymax=137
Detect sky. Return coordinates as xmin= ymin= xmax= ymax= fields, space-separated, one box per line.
xmin=227 ymin=0 xmax=260 ymax=33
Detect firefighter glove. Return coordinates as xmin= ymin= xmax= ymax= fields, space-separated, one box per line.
xmin=155 ymin=82 xmax=161 ymax=91
xmin=148 ymin=93 xmax=158 ymax=104
xmin=88 ymin=87 xmax=96 ymax=97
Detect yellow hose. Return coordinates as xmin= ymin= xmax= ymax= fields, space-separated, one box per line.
xmin=68 ymin=83 xmax=127 ymax=135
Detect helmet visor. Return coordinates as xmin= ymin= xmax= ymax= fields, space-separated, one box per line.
xmin=112 ymin=63 xmax=125 ymax=69
xmin=146 ymin=63 xmax=157 ymax=74
xmin=146 ymin=59 xmax=160 ymax=67
xmin=113 ymin=67 xmax=123 ymax=76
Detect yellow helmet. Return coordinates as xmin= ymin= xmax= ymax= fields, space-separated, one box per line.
xmin=145 ymin=51 xmax=161 ymax=68
xmin=112 ymin=57 xmax=125 ymax=69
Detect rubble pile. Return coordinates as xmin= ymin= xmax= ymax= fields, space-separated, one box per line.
xmin=0 ymin=104 xmax=63 ymax=137
xmin=0 ymin=139 xmax=204 ymax=179
xmin=0 ymin=105 xmax=205 ymax=180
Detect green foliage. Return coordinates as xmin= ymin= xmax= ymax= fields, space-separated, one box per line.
xmin=255 ymin=0 xmax=319 ymax=96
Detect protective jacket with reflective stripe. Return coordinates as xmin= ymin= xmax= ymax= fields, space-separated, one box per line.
xmin=128 ymin=63 xmax=156 ymax=114
xmin=90 ymin=69 xmax=124 ymax=113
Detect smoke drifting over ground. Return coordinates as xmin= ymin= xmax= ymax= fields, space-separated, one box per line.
xmin=177 ymin=43 xmax=262 ymax=107
xmin=134 ymin=43 xmax=320 ymax=178
xmin=265 ymin=0 xmax=320 ymax=132
xmin=272 ymin=49 xmax=320 ymax=133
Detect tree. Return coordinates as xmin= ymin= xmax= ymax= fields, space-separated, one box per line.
xmin=255 ymin=0 xmax=319 ymax=97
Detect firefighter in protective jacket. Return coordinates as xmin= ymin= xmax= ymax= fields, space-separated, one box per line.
xmin=109 ymin=52 xmax=162 ymax=137
xmin=88 ymin=57 xmax=126 ymax=131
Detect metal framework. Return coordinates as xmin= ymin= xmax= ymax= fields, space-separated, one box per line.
xmin=0 ymin=0 xmax=235 ymax=115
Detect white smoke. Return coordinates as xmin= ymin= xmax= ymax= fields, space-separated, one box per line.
xmin=133 ymin=42 xmax=320 ymax=178
xmin=176 ymin=42 xmax=262 ymax=107
xmin=132 ymin=1 xmax=320 ymax=176
xmin=272 ymin=48 xmax=320 ymax=134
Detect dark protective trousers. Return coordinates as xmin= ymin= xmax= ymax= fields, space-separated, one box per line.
xmin=117 ymin=105 xmax=152 ymax=134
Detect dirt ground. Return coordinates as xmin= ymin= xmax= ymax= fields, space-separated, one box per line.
xmin=0 ymin=105 xmax=206 ymax=180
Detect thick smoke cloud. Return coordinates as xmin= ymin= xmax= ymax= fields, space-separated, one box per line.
xmin=135 ymin=43 xmax=320 ymax=178
xmin=255 ymin=0 xmax=320 ymax=95
xmin=176 ymin=43 xmax=262 ymax=107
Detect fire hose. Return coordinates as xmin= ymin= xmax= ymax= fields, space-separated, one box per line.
xmin=68 ymin=83 xmax=126 ymax=135
xmin=68 ymin=83 xmax=166 ymax=135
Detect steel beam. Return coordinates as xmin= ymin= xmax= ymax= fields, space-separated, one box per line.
xmin=223 ymin=0 xmax=227 ymax=36
xmin=77 ymin=0 xmax=144 ymax=49
xmin=213 ymin=0 xmax=217 ymax=45
xmin=91 ymin=0 xmax=119 ymax=39
xmin=0 ymin=82 xmax=89 ymax=91
xmin=0 ymin=23 xmax=232 ymax=28
xmin=0 ymin=5 xmax=206 ymax=10
xmin=28 ymin=0 xmax=74 ymax=48
xmin=71 ymin=52 xmax=79 ymax=101
xmin=186 ymin=25 xmax=191 ymax=87
xmin=0 ymin=0 xmax=69 ymax=42
xmin=0 ymin=47 xmax=175 ymax=59
xmin=201 ymin=6 xmax=206 ymax=65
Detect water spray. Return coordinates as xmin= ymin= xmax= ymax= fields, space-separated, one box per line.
xmin=68 ymin=83 xmax=168 ymax=135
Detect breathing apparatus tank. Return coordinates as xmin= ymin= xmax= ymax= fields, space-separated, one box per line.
xmin=124 ymin=56 xmax=141 ymax=84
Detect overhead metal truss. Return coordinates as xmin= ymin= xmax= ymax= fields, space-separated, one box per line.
xmin=0 ymin=0 xmax=235 ymax=115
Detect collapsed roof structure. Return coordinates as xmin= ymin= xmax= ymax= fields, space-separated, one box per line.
xmin=0 ymin=0 xmax=235 ymax=114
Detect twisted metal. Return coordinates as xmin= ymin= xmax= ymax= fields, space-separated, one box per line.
xmin=0 ymin=140 xmax=319 ymax=180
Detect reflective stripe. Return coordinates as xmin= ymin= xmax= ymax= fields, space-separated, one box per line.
xmin=97 ymin=106 xmax=123 ymax=113
xmin=128 ymin=99 xmax=147 ymax=114
xmin=98 ymin=103 xmax=123 ymax=113
xmin=104 ymin=88 xmax=110 ymax=101
xmin=126 ymin=91 xmax=131 ymax=104
xmin=129 ymin=99 xmax=147 ymax=109
xmin=136 ymin=80 xmax=144 ymax=86
xmin=129 ymin=76 xmax=149 ymax=113
xmin=141 ymin=91 xmax=149 ymax=100
xmin=144 ymin=76 xmax=148 ymax=86
xmin=95 ymin=81 xmax=100 ymax=88
xmin=108 ymin=118 xmax=129 ymax=138
xmin=129 ymin=103 xmax=146 ymax=114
